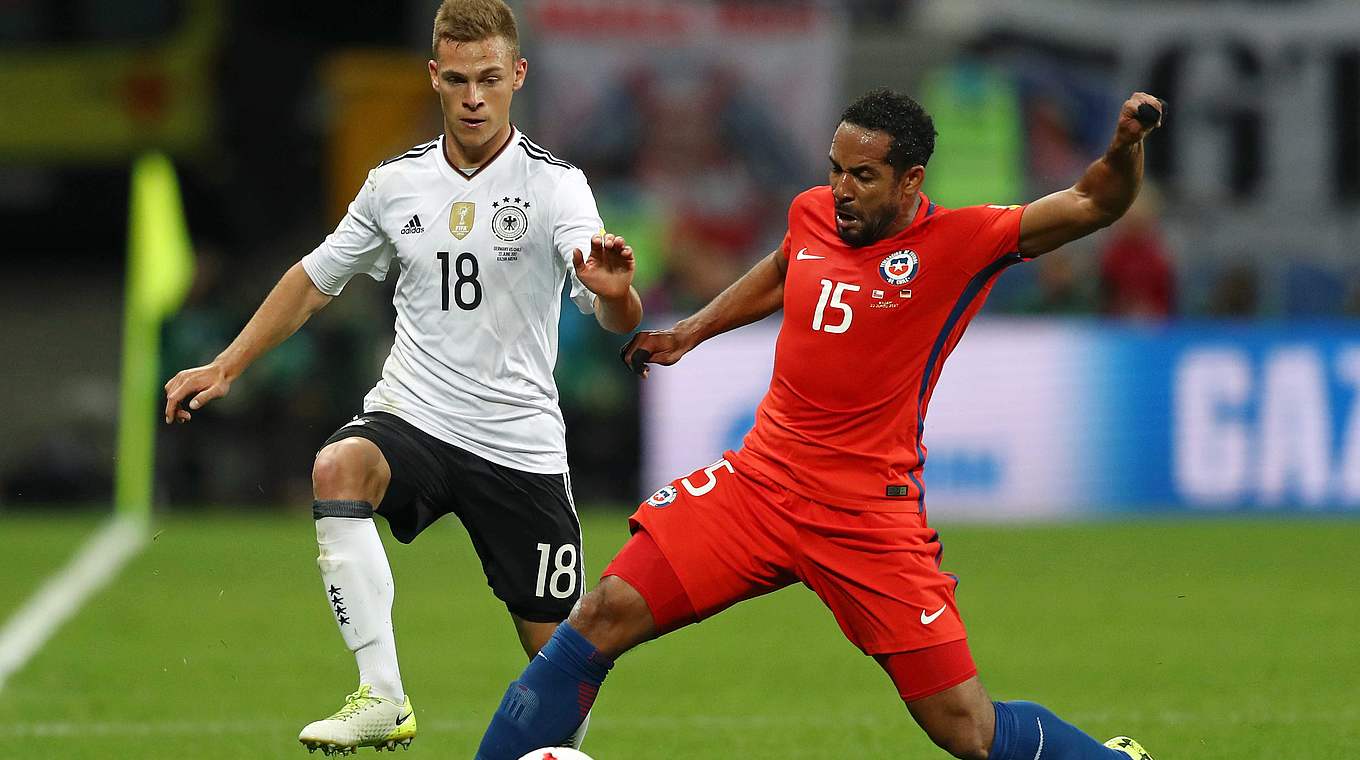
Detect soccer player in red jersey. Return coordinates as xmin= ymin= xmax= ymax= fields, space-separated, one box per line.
xmin=477 ymin=90 xmax=1164 ymax=760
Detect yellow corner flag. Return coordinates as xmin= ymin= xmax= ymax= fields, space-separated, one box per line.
xmin=115 ymin=153 xmax=195 ymax=518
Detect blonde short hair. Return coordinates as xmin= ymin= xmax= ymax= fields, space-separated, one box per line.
xmin=432 ymin=0 xmax=519 ymax=59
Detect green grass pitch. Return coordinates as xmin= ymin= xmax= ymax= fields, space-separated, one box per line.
xmin=1 ymin=510 xmax=1356 ymax=758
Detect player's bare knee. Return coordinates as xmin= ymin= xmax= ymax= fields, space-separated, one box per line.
xmin=567 ymin=587 xmax=622 ymax=647
xmin=564 ymin=590 xmax=605 ymax=651
xmin=313 ymin=439 xmax=386 ymax=503
xmin=568 ymin=577 xmax=651 ymax=657
xmin=311 ymin=444 xmax=356 ymax=497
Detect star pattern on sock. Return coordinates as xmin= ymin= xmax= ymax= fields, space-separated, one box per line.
xmin=327 ymin=585 xmax=348 ymax=625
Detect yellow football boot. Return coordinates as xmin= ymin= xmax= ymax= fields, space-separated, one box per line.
xmin=1104 ymin=735 xmax=1153 ymax=759
xmin=298 ymin=685 xmax=416 ymax=755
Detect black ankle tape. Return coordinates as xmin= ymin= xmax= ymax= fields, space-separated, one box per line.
xmin=313 ymin=499 xmax=374 ymax=520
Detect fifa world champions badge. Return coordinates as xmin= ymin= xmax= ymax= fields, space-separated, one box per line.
xmin=449 ymin=202 xmax=475 ymax=240
xmin=879 ymin=249 xmax=920 ymax=286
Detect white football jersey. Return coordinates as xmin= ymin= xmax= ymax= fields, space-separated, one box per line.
xmin=302 ymin=128 xmax=602 ymax=474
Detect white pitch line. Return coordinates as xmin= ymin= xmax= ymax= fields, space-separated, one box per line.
xmin=3 ymin=706 xmax=1357 ymax=738
xmin=0 ymin=516 xmax=148 ymax=693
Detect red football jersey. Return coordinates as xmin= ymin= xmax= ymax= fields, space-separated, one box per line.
xmin=732 ymin=188 xmax=1027 ymax=512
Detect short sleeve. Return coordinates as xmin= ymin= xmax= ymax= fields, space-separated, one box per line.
xmin=954 ymin=203 xmax=1027 ymax=275
xmin=551 ymin=169 xmax=605 ymax=315
xmin=301 ymin=170 xmax=396 ymax=296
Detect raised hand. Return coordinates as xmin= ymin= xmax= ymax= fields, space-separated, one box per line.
xmin=1114 ymin=92 xmax=1165 ymax=149
xmin=163 ymin=363 xmax=232 ymax=423
xmin=573 ymin=232 xmax=635 ymax=302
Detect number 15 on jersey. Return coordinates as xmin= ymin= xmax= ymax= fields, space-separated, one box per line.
xmin=812 ymin=279 xmax=859 ymax=334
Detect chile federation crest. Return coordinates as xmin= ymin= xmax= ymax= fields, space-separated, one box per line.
xmin=646 ymin=485 xmax=678 ymax=508
xmin=879 ymin=250 xmax=920 ymax=286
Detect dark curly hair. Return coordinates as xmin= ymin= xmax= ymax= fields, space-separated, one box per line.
xmin=840 ymin=89 xmax=937 ymax=175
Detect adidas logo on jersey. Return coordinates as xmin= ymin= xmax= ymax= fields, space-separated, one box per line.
xmin=400 ymin=215 xmax=424 ymax=235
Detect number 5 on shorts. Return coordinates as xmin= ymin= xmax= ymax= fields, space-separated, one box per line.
xmin=534 ymin=543 xmax=579 ymax=599
xmin=681 ymin=458 xmax=734 ymax=497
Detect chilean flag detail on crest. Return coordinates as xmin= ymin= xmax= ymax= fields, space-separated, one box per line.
xmin=646 ymin=485 xmax=678 ymax=508
xmin=879 ymin=250 xmax=920 ymax=286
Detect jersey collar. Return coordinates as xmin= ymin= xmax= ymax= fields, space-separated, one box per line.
xmin=437 ymin=126 xmax=519 ymax=183
xmin=908 ymin=191 xmax=933 ymax=229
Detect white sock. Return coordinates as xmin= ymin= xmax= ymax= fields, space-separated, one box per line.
xmin=566 ymin=711 xmax=592 ymax=749
xmin=314 ymin=507 xmax=405 ymax=703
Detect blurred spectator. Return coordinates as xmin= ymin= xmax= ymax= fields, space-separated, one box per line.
xmin=1208 ymin=263 xmax=1260 ymax=316
xmin=1282 ymin=262 xmax=1347 ymax=316
xmin=845 ymin=0 xmax=912 ymax=25
xmin=569 ymin=64 xmax=801 ymax=312
xmin=1026 ymin=91 xmax=1092 ymax=196
xmin=2 ymin=433 xmax=112 ymax=507
xmin=1099 ymin=184 xmax=1176 ymax=319
xmin=920 ymin=60 xmax=1024 ymax=207
xmin=1346 ymin=274 xmax=1360 ymax=316
xmin=1016 ymin=250 xmax=1094 ymax=315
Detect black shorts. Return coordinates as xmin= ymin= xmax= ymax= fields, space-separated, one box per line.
xmin=323 ymin=412 xmax=583 ymax=623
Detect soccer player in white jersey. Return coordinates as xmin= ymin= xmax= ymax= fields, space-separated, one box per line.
xmin=162 ymin=1 xmax=642 ymax=754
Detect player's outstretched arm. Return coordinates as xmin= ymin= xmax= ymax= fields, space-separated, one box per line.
xmin=1017 ymin=92 xmax=1164 ymax=257
xmin=574 ymin=232 xmax=643 ymax=334
xmin=621 ymin=244 xmax=789 ymax=377
xmin=163 ymin=262 xmax=332 ymax=424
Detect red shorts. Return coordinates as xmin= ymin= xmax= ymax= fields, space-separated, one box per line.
xmin=610 ymin=453 xmax=969 ymax=656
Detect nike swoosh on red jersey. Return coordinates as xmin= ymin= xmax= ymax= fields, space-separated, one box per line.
xmin=795 ymin=247 xmax=825 ymax=260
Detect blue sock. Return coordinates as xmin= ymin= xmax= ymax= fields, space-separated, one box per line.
xmin=476 ymin=623 xmax=612 ymax=760
xmin=991 ymin=701 xmax=1126 ymax=759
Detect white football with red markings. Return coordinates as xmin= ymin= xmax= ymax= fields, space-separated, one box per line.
xmin=517 ymin=749 xmax=594 ymax=760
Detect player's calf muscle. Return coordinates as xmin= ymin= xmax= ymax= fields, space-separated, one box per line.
xmin=917 ymin=711 xmax=992 ymax=759
xmin=312 ymin=439 xmax=390 ymax=505
xmin=907 ymin=678 xmax=994 ymax=759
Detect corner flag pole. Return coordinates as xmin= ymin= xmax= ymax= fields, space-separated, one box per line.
xmin=114 ymin=153 xmax=195 ymax=519
xmin=0 ymin=157 xmax=185 ymax=690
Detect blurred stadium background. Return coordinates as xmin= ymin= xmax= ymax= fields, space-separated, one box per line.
xmin=2 ymin=0 xmax=1358 ymax=758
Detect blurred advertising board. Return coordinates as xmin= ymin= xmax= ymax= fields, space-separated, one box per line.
xmin=0 ymin=0 xmax=219 ymax=162
xmin=642 ymin=318 xmax=1360 ymax=518
xmin=952 ymin=0 xmax=1360 ymax=305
